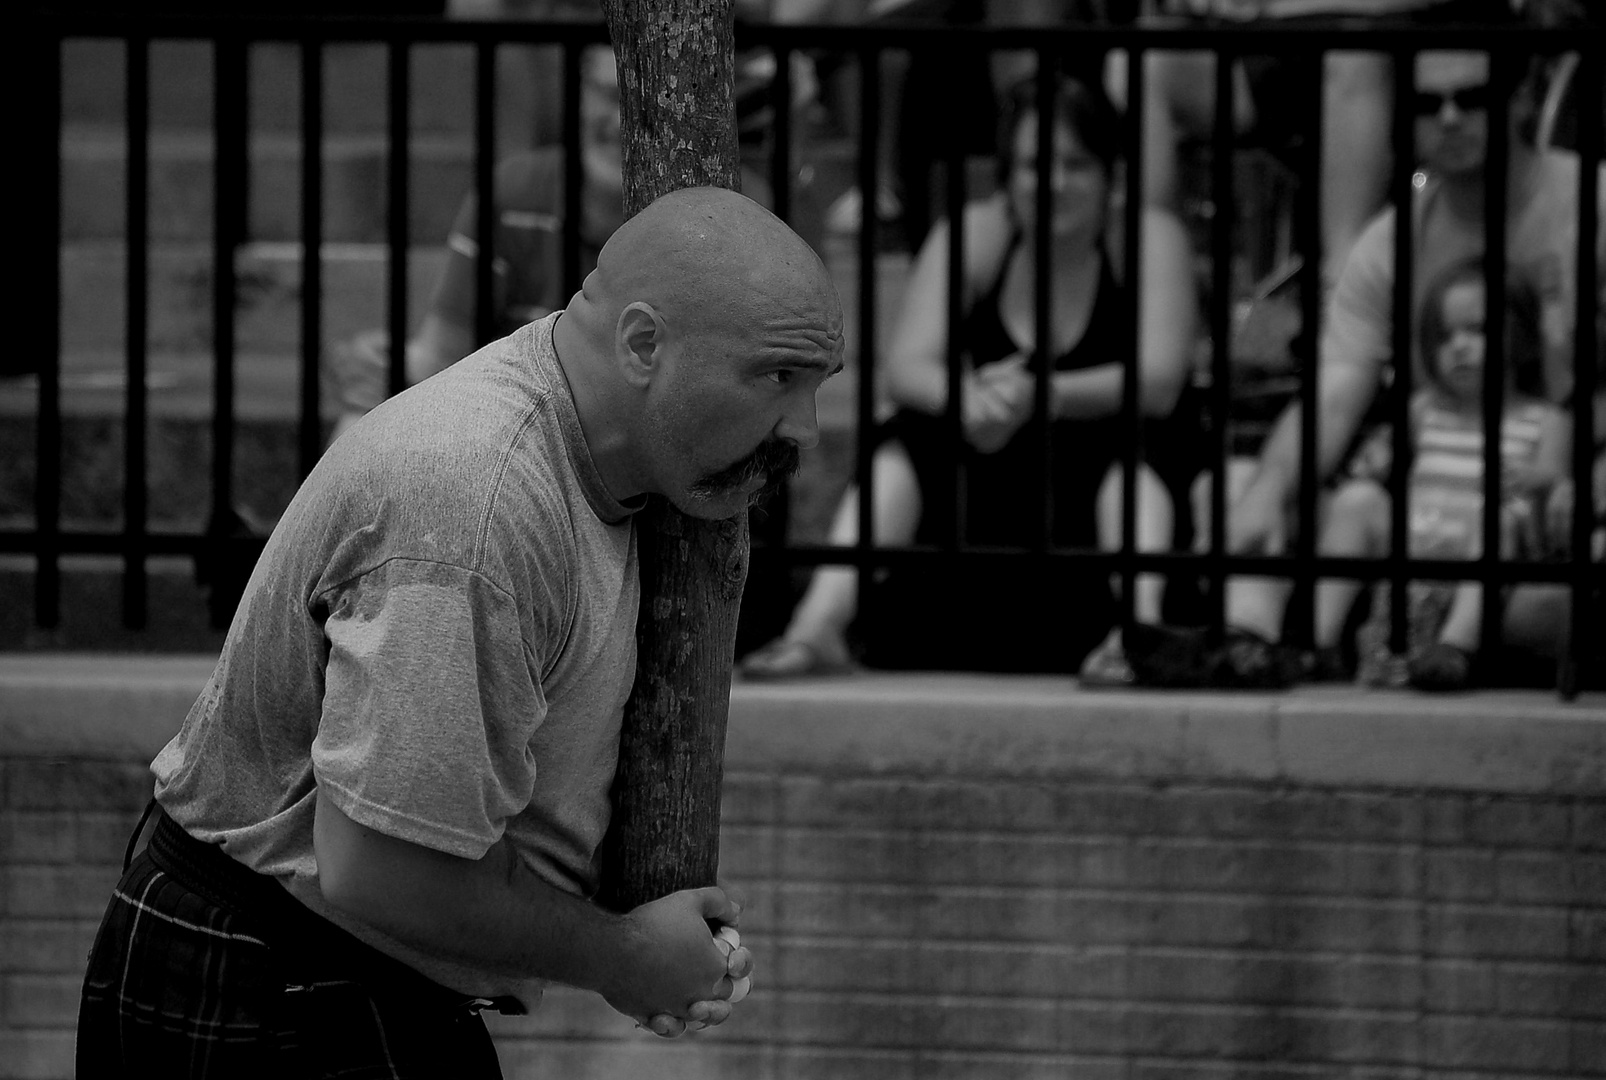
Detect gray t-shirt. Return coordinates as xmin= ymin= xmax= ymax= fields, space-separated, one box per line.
xmin=153 ymin=313 xmax=641 ymax=1003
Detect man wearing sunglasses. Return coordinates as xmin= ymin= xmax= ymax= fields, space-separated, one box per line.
xmin=1214 ymin=48 xmax=1606 ymax=686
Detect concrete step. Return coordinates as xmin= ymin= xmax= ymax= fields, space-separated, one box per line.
xmin=63 ymin=37 xmax=555 ymax=140
xmin=59 ymin=241 xmax=449 ymax=354
xmin=0 ymin=408 xmax=313 ymax=532
xmin=0 ymin=555 xmax=227 ymax=652
xmin=62 ymin=127 xmax=490 ymax=244
xmin=47 ymin=236 xmax=908 ymax=401
xmin=10 ymin=238 xmax=908 ymax=511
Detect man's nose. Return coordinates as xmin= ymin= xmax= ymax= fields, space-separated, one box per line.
xmin=774 ymin=393 xmax=820 ymax=452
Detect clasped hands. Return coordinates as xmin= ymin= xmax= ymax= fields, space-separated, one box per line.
xmin=607 ymin=885 xmax=755 ymax=1039
xmin=962 ymin=354 xmax=1037 ymax=455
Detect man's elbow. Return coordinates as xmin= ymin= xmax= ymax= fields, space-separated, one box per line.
xmin=312 ymin=791 xmax=381 ymax=916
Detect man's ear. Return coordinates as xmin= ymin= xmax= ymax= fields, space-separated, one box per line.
xmin=616 ymin=302 xmax=666 ymax=387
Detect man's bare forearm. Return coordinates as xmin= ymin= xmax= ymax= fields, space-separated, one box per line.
xmin=1250 ymin=358 xmax=1380 ymax=502
xmin=314 ymin=792 xmax=637 ymax=990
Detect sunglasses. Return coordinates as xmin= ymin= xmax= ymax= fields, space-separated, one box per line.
xmin=1413 ymin=83 xmax=1493 ymax=117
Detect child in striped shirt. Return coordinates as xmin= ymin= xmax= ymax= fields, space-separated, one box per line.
xmin=1312 ymin=256 xmax=1569 ymax=690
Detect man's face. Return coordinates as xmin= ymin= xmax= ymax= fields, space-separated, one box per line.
xmin=641 ymin=311 xmax=844 ymax=521
xmin=1415 ymin=52 xmax=1492 ymax=179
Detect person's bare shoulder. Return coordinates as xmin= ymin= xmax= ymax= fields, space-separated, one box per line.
xmin=956 ymin=193 xmax=1014 ymax=283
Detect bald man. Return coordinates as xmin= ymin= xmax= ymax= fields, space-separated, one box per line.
xmin=78 ymin=188 xmax=845 ymax=1078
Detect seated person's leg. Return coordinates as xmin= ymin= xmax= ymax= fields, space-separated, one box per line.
xmin=1501 ymin=584 xmax=1571 ymax=659
xmin=1202 ymin=457 xmax=1293 ymax=644
xmin=1079 ymin=460 xmax=1175 ymax=686
xmin=739 ymin=440 xmax=922 ymax=678
xmin=1096 ymin=459 xmax=1173 ymax=627
xmin=1312 ymin=478 xmax=1388 ymax=653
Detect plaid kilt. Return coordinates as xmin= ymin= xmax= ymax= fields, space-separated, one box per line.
xmin=77 ymin=807 xmax=512 ymax=1079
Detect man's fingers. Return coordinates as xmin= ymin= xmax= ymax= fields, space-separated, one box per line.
xmin=645 ymin=1013 xmax=686 ymax=1038
xmin=715 ymin=877 xmax=747 ymax=917
xmin=691 ymin=885 xmax=738 ymax=925
xmin=726 ymin=945 xmax=753 ymax=980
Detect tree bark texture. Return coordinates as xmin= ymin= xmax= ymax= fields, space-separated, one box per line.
xmin=594 ymin=0 xmax=746 ymax=914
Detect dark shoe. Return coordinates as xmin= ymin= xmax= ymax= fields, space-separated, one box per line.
xmin=1125 ymin=622 xmax=1213 ymax=688
xmin=1205 ymin=628 xmax=1303 ymax=689
xmin=1303 ymin=645 xmax=1351 ymax=684
xmin=1407 ymin=643 xmax=1473 ymax=692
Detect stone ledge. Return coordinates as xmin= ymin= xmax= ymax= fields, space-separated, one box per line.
xmin=2 ymin=654 xmax=1602 ymax=795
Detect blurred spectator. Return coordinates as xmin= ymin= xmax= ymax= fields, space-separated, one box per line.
xmin=325 ymin=42 xmax=623 ymax=441
xmin=739 ymin=70 xmax=1201 ymax=681
xmin=325 ymin=27 xmax=821 ymax=441
xmin=820 ymin=0 xmax=1088 ymax=249
xmin=1206 ymin=49 xmax=1606 ymax=687
xmin=1311 ymin=259 xmax=1568 ymax=690
xmin=1116 ymin=0 xmax=1524 ymax=295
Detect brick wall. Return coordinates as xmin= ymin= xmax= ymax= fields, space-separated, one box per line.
xmin=2 ymin=658 xmax=1603 ymax=1078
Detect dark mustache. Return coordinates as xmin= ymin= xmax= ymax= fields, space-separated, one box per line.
xmin=692 ymin=438 xmax=802 ymax=498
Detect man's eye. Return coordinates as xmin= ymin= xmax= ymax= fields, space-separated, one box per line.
xmin=765 ymin=370 xmax=793 ymax=385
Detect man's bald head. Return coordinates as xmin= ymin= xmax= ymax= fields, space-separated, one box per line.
xmin=552 ymin=186 xmax=845 ymax=518
xmin=586 ymin=186 xmax=839 ymax=340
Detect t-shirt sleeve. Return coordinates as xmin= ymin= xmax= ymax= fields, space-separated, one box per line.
xmin=313 ymin=557 xmax=545 ymax=859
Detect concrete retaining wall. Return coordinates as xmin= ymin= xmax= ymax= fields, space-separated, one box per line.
xmin=2 ymin=655 xmax=1603 ymax=1079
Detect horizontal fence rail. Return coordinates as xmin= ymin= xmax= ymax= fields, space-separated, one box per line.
xmin=12 ymin=11 xmax=1603 ymax=695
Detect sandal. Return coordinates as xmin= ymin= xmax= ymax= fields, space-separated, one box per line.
xmin=737 ymin=636 xmax=854 ymax=681
xmin=1078 ymin=630 xmax=1136 ymax=688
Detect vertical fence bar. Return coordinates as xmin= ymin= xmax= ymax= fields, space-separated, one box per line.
xmin=208 ymin=32 xmax=247 ymax=627
xmin=770 ymin=41 xmax=792 ymax=226
xmin=299 ymin=35 xmax=323 ymax=476
xmin=1033 ymin=47 xmax=1054 ymax=555
xmin=474 ymin=38 xmax=496 ymax=349
xmin=1117 ymin=39 xmax=1141 ymax=619
xmin=943 ymin=37 xmax=967 ymax=550
xmin=561 ymin=38 xmax=583 ymax=300
xmin=1207 ymin=40 xmax=1234 ymax=636
xmin=855 ymin=41 xmax=880 ymax=607
xmin=1387 ymin=44 xmax=1415 ymax=654
xmin=1292 ymin=40 xmax=1324 ymax=650
xmin=762 ymin=36 xmax=796 ymax=562
xmin=1479 ymin=44 xmax=1511 ymax=663
xmin=34 ymin=26 xmax=63 ymax=628
xmin=123 ymin=33 xmax=150 ymax=628
xmin=1560 ymin=46 xmax=1599 ymax=699
xmin=387 ymin=37 xmax=411 ymax=401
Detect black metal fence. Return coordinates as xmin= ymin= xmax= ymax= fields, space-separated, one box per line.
xmin=12 ymin=10 xmax=1603 ymax=694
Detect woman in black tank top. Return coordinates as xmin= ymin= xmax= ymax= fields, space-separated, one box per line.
xmin=741 ymin=71 xmax=1203 ymax=679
